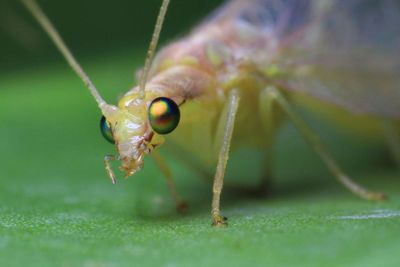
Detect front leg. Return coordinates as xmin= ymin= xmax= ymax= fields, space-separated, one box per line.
xmin=211 ymin=89 xmax=240 ymax=227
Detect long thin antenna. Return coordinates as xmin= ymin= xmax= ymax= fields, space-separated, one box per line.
xmin=139 ymin=0 xmax=170 ymax=99
xmin=21 ymin=0 xmax=107 ymax=108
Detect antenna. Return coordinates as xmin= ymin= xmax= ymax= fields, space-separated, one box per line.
xmin=138 ymin=0 xmax=170 ymax=99
xmin=21 ymin=0 xmax=107 ymax=108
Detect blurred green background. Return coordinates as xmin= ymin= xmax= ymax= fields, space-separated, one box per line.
xmin=1 ymin=0 xmax=400 ymax=266
xmin=0 ymin=0 xmax=223 ymax=72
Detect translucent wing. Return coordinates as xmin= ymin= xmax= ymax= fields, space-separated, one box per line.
xmin=201 ymin=0 xmax=400 ymax=118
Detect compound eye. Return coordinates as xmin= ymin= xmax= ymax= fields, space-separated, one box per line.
xmin=148 ymin=97 xmax=180 ymax=135
xmin=100 ymin=116 xmax=115 ymax=144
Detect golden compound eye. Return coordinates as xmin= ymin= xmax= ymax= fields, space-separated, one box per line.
xmin=100 ymin=116 xmax=115 ymax=144
xmin=148 ymin=97 xmax=180 ymax=135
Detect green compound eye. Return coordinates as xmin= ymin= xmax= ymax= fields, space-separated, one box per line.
xmin=148 ymin=97 xmax=180 ymax=135
xmin=100 ymin=116 xmax=115 ymax=144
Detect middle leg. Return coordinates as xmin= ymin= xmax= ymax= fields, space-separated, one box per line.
xmin=152 ymin=150 xmax=187 ymax=213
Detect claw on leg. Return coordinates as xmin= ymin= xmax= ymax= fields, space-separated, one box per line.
xmin=212 ymin=214 xmax=228 ymax=227
xmin=339 ymin=174 xmax=386 ymax=201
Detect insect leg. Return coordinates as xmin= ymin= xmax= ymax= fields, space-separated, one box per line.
xmin=256 ymin=88 xmax=287 ymax=195
xmin=380 ymin=119 xmax=400 ymax=168
xmin=262 ymin=86 xmax=386 ymax=201
xmin=211 ymin=89 xmax=240 ymax=226
xmin=152 ymin=150 xmax=187 ymax=213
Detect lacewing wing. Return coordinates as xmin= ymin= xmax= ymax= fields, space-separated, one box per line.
xmin=200 ymin=0 xmax=400 ymax=118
